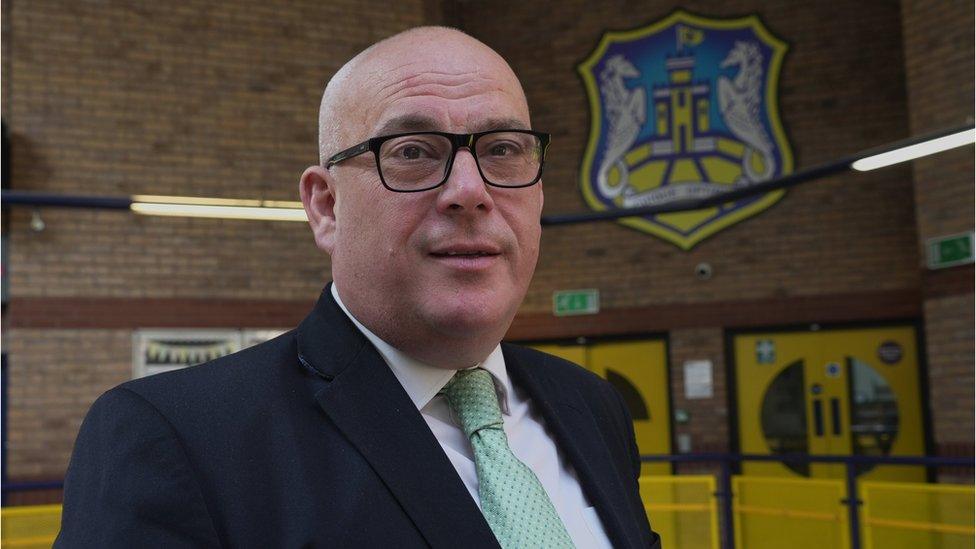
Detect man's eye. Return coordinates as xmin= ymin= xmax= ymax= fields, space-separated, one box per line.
xmin=400 ymin=145 xmax=424 ymax=159
xmin=488 ymin=142 xmax=522 ymax=156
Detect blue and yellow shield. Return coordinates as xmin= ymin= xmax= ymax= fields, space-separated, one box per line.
xmin=578 ymin=11 xmax=793 ymax=249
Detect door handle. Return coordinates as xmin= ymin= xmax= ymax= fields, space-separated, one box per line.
xmin=813 ymin=399 xmax=824 ymax=437
xmin=830 ymin=397 xmax=842 ymax=436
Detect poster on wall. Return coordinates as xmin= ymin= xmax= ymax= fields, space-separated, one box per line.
xmin=578 ymin=10 xmax=794 ymax=249
xmin=133 ymin=329 xmax=288 ymax=378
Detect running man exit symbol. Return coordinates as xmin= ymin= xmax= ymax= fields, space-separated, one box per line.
xmin=926 ymin=232 xmax=974 ymax=269
xmin=756 ymin=339 xmax=775 ymax=364
xmin=553 ymin=289 xmax=600 ymax=316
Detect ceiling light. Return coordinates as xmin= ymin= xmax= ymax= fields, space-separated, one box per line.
xmin=131 ymin=202 xmax=307 ymax=222
xmin=851 ymin=128 xmax=975 ymax=171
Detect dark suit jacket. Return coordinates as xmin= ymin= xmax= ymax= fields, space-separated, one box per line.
xmin=56 ymin=287 xmax=660 ymax=548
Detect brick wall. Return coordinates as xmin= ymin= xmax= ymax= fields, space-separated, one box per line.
xmin=668 ymin=328 xmax=729 ymax=455
xmin=1 ymin=0 xmax=447 ymax=482
xmin=922 ymin=296 xmax=976 ymax=443
xmin=2 ymin=0 xmax=448 ymax=301
xmin=900 ymin=0 xmax=975 ymax=455
xmin=4 ymin=330 xmax=132 ymax=480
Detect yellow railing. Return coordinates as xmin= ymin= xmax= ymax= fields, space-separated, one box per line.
xmin=1 ymin=504 xmax=62 ymax=548
xmin=733 ymin=475 xmax=849 ymax=549
xmin=2 ymin=478 xmax=972 ymax=549
xmin=862 ymin=480 xmax=975 ymax=549
xmin=640 ymin=475 xmax=720 ymax=549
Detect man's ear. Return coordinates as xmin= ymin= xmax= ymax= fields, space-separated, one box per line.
xmin=299 ymin=165 xmax=338 ymax=254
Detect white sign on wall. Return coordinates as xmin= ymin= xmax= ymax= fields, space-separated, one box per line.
xmin=683 ymin=359 xmax=714 ymax=399
xmin=133 ymin=328 xmax=288 ymax=379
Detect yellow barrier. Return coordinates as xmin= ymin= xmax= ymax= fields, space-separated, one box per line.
xmin=733 ymin=475 xmax=849 ymax=549
xmin=1 ymin=504 xmax=62 ymax=548
xmin=3 ymin=479 xmax=971 ymax=549
xmin=862 ymin=480 xmax=975 ymax=549
xmin=640 ymin=475 xmax=720 ymax=549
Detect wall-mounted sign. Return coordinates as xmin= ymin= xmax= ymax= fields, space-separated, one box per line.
xmin=683 ymin=359 xmax=714 ymax=399
xmin=578 ymin=10 xmax=793 ymax=249
xmin=926 ymin=231 xmax=974 ymax=269
xmin=553 ymin=289 xmax=600 ymax=316
xmin=133 ymin=328 xmax=288 ymax=379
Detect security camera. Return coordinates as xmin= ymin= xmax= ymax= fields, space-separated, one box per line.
xmin=694 ymin=262 xmax=713 ymax=280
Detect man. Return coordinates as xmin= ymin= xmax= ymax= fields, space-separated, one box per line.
xmin=56 ymin=27 xmax=659 ymax=548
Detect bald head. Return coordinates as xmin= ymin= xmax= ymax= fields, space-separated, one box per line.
xmin=316 ymin=26 xmax=529 ymax=164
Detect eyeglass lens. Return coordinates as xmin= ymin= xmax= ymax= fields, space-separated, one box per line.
xmin=377 ymin=132 xmax=543 ymax=191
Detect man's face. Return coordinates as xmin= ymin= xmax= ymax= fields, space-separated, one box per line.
xmin=313 ymin=33 xmax=543 ymax=365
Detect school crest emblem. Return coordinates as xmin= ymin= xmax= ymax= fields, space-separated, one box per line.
xmin=578 ymin=11 xmax=793 ymax=249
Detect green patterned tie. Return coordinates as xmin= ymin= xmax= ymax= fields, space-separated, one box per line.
xmin=441 ymin=369 xmax=575 ymax=549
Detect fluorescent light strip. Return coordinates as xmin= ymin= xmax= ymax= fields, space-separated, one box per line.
xmin=852 ymin=128 xmax=975 ymax=171
xmin=131 ymin=194 xmax=264 ymax=207
xmin=131 ymin=202 xmax=308 ymax=222
xmin=260 ymin=200 xmax=304 ymax=209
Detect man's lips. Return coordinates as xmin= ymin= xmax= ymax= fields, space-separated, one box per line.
xmin=428 ymin=244 xmax=502 ymax=257
xmin=429 ymin=251 xmax=499 ymax=257
xmin=428 ymin=244 xmax=502 ymax=269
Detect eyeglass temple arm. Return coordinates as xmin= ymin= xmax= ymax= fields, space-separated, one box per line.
xmin=326 ymin=141 xmax=370 ymax=167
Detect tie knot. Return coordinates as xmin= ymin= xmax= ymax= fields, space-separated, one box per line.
xmin=441 ymin=369 xmax=503 ymax=438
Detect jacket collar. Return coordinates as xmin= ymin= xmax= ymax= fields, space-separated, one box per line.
xmin=296 ymin=285 xmax=499 ymax=548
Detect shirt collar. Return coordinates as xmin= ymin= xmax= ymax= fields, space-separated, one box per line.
xmin=330 ymin=284 xmax=511 ymax=414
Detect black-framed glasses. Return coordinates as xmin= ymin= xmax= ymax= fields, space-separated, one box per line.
xmin=325 ymin=129 xmax=551 ymax=192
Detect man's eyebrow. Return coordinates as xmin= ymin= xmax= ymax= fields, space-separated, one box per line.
xmin=374 ymin=115 xmax=531 ymax=136
xmin=375 ymin=115 xmax=441 ymax=136
xmin=471 ymin=118 xmax=531 ymax=132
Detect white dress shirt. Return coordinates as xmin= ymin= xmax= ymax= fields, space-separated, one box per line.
xmin=331 ymin=285 xmax=612 ymax=548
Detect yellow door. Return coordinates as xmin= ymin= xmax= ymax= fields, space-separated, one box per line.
xmin=734 ymin=326 xmax=926 ymax=481
xmin=531 ymin=343 xmax=587 ymax=370
xmin=530 ymin=340 xmax=672 ymax=476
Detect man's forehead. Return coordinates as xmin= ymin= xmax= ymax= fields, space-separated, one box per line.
xmin=350 ymin=60 xmax=529 ymax=137
xmin=357 ymin=46 xmax=523 ymax=97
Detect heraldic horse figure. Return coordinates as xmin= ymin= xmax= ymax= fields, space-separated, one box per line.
xmin=718 ymin=40 xmax=776 ymax=183
xmin=597 ymin=55 xmax=646 ymax=200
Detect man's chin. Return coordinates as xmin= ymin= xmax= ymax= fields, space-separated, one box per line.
xmin=423 ymin=299 xmax=516 ymax=341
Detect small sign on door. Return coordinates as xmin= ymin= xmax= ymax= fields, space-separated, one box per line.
xmin=756 ymin=339 xmax=776 ymax=364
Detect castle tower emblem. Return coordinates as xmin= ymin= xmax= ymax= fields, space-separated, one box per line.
xmin=579 ymin=11 xmax=793 ymax=249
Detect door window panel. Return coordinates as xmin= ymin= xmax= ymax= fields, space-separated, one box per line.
xmin=847 ymin=357 xmax=899 ymax=474
xmin=760 ymin=360 xmax=809 ymax=476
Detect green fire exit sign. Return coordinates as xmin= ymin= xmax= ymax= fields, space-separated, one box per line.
xmin=926 ymin=232 xmax=974 ymax=269
xmin=553 ymin=289 xmax=600 ymax=316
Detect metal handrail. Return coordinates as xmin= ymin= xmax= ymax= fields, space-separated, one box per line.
xmin=2 ymin=480 xmax=64 ymax=492
xmin=640 ymin=452 xmax=974 ymax=465
xmin=637 ymin=453 xmax=974 ymax=549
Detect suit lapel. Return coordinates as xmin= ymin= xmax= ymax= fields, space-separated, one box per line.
xmin=297 ymin=288 xmax=498 ymax=548
xmin=504 ymin=345 xmax=642 ymax=549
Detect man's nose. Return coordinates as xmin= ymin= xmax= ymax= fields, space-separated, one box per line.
xmin=435 ymin=149 xmax=494 ymax=213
